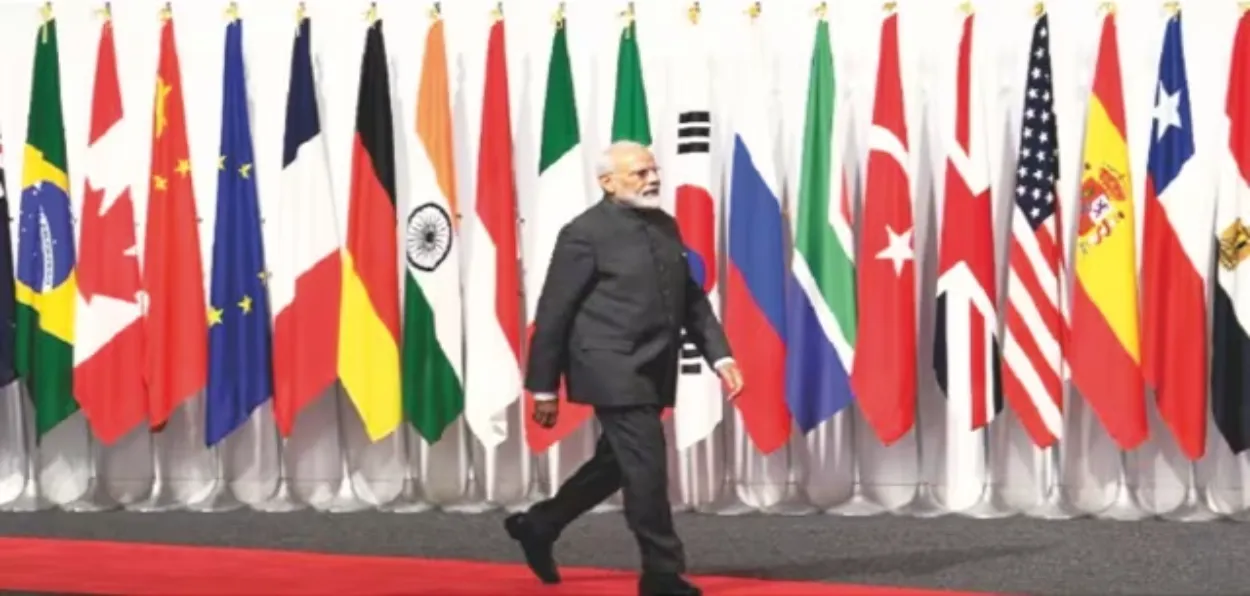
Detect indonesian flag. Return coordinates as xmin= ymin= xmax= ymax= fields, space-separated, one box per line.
xmin=522 ymin=15 xmax=593 ymax=453
xmin=1069 ymin=13 xmax=1146 ymax=450
xmin=851 ymin=12 xmax=917 ymax=445
xmin=271 ymin=17 xmax=341 ymax=438
xmin=1142 ymin=11 xmax=1208 ymax=461
xmin=74 ymin=16 xmax=145 ymax=444
xmin=465 ymin=17 xmax=523 ymax=449
xmin=934 ymin=13 xmax=1000 ymax=431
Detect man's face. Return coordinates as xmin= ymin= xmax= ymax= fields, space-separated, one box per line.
xmin=602 ymin=146 xmax=662 ymax=208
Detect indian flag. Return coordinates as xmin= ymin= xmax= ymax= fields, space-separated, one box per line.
xmin=403 ymin=16 xmax=464 ymax=444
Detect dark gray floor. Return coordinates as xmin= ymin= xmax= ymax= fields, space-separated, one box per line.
xmin=0 ymin=509 xmax=1246 ymax=595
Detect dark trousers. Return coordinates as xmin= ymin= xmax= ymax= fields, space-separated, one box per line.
xmin=526 ymin=405 xmax=685 ymax=573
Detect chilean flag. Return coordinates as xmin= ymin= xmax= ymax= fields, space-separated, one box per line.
xmin=1143 ymin=12 xmax=1208 ymax=460
xmin=724 ymin=20 xmax=792 ymax=455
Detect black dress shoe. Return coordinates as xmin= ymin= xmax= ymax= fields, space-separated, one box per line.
xmin=504 ymin=513 xmax=561 ymax=584
xmin=638 ymin=572 xmax=701 ymax=595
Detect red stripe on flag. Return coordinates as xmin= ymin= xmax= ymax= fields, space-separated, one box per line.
xmin=1069 ymin=283 xmax=1146 ymax=450
xmin=724 ymin=263 xmax=790 ymax=454
xmin=1141 ymin=181 xmax=1207 ymax=460
xmin=273 ymin=252 xmax=342 ymax=437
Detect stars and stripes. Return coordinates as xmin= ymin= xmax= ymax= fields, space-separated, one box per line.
xmin=1001 ymin=14 xmax=1066 ymax=448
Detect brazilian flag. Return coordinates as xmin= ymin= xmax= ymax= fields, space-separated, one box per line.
xmin=15 ymin=16 xmax=77 ymax=438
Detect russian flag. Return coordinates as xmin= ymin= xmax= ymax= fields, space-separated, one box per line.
xmin=724 ymin=20 xmax=792 ymax=455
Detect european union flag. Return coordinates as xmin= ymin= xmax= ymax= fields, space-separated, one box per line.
xmin=206 ymin=18 xmax=273 ymax=446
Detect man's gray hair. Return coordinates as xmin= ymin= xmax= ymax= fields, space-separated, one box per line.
xmin=594 ymin=140 xmax=650 ymax=177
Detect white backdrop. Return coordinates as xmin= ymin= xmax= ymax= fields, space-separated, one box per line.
xmin=0 ymin=0 xmax=1246 ymax=518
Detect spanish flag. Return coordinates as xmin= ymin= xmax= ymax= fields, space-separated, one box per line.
xmin=16 ymin=13 xmax=77 ymax=438
xmin=338 ymin=20 xmax=402 ymax=441
xmin=1070 ymin=11 xmax=1146 ymax=450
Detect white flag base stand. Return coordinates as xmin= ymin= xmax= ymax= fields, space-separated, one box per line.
xmin=443 ymin=425 xmax=494 ymax=514
xmin=381 ymin=429 xmax=432 ymax=513
xmin=959 ymin=483 xmax=1016 ymax=519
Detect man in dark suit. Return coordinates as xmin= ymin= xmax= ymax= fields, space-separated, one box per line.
xmin=504 ymin=141 xmax=743 ymax=596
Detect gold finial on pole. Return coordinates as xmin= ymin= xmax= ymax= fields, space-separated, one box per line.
xmin=688 ymin=1 xmax=700 ymax=25
xmin=552 ymin=2 xmax=566 ymax=28
xmin=960 ymin=1 xmax=974 ymax=14
xmin=1241 ymin=1 xmax=1250 ymax=13
xmin=296 ymin=1 xmax=306 ymax=22
xmin=225 ymin=1 xmax=239 ymax=22
xmin=97 ymin=2 xmax=111 ymax=21
xmin=364 ymin=1 xmax=378 ymax=24
xmin=1163 ymin=1 xmax=1179 ymax=15
xmin=1033 ymin=2 xmax=1045 ymax=17
xmin=745 ymin=1 xmax=761 ymax=20
xmin=1099 ymin=1 xmax=1116 ymax=15
xmin=429 ymin=2 xmax=441 ymax=21
xmin=883 ymin=1 xmax=897 ymax=13
xmin=620 ymin=1 xmax=635 ymax=23
xmin=39 ymin=2 xmax=52 ymax=42
xmin=815 ymin=1 xmax=827 ymax=20
xmin=491 ymin=1 xmax=502 ymax=22
xmin=159 ymin=1 xmax=173 ymax=22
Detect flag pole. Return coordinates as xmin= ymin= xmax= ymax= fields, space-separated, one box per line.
xmin=60 ymin=427 xmax=119 ymax=511
xmin=252 ymin=430 xmax=305 ymax=512
xmin=127 ymin=427 xmax=185 ymax=511
xmin=1161 ymin=461 xmax=1219 ymax=521
xmin=0 ymin=385 xmax=51 ymax=511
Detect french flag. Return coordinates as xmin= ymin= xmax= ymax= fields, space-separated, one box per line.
xmin=725 ymin=20 xmax=792 ymax=455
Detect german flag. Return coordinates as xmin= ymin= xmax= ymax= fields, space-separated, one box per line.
xmin=338 ymin=19 xmax=401 ymax=441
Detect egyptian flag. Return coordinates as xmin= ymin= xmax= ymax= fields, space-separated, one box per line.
xmin=1213 ymin=10 xmax=1250 ymax=454
xmin=338 ymin=20 xmax=402 ymax=441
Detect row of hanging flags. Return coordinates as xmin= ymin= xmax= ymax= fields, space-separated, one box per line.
xmin=2 ymin=0 xmax=1247 ymax=462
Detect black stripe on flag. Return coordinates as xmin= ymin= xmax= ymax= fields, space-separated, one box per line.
xmin=678 ymin=111 xmax=710 ymax=154
xmin=1212 ymin=285 xmax=1250 ymax=454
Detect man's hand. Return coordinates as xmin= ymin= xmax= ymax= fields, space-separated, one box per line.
xmin=532 ymin=398 xmax=559 ymax=428
xmin=716 ymin=361 xmax=744 ymax=400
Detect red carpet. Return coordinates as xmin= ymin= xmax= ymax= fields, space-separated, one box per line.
xmin=0 ymin=538 xmax=999 ymax=595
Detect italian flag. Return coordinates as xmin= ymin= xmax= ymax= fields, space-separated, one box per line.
xmin=403 ymin=17 xmax=464 ymax=444
xmin=522 ymin=15 xmax=594 ymax=454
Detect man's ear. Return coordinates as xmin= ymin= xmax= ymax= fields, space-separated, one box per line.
xmin=598 ymin=175 xmax=615 ymax=194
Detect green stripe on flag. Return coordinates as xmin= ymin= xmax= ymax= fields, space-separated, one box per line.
xmin=796 ymin=22 xmax=856 ymax=342
xmin=611 ymin=22 xmax=651 ymax=145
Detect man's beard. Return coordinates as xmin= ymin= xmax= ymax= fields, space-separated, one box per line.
xmin=617 ymin=187 xmax=662 ymax=209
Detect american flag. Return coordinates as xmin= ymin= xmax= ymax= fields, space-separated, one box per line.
xmin=1002 ymin=14 xmax=1067 ymax=447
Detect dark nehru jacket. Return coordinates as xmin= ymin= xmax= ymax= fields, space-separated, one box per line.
xmin=525 ymin=196 xmax=732 ymax=408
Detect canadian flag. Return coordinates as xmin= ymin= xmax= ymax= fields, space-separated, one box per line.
xmin=73 ymin=19 xmax=146 ymax=445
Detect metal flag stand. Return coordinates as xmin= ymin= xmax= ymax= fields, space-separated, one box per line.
xmin=893 ymin=430 xmax=949 ymax=518
xmin=1096 ymin=452 xmax=1148 ymax=520
xmin=958 ymin=430 xmax=1016 ymax=519
xmin=1026 ymin=445 xmax=1082 ymax=519
xmin=442 ymin=421 xmax=492 ymax=514
xmin=61 ymin=428 xmax=118 ymax=511
xmin=313 ymin=390 xmax=370 ymax=512
xmin=699 ymin=414 xmax=754 ymax=515
xmin=761 ymin=441 xmax=817 ymax=515
xmin=185 ymin=439 xmax=246 ymax=512
xmin=827 ymin=411 xmax=886 ymax=516
xmin=127 ymin=432 xmax=184 ymax=511
xmin=1165 ymin=462 xmax=1219 ymax=522
xmin=380 ymin=427 xmax=432 ymax=513
xmin=0 ymin=391 xmax=51 ymax=511
xmin=252 ymin=434 xmax=304 ymax=512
